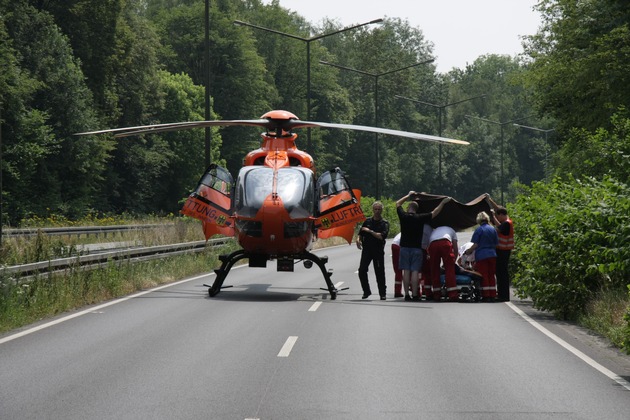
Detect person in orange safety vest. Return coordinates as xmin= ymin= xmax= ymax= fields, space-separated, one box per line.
xmin=490 ymin=206 xmax=514 ymax=302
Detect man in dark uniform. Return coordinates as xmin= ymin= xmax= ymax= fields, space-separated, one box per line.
xmin=356 ymin=201 xmax=390 ymax=300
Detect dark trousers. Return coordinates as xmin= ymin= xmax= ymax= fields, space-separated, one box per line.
xmin=358 ymin=248 xmax=386 ymax=297
xmin=496 ymin=249 xmax=511 ymax=301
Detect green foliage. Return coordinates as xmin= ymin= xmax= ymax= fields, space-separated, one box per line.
xmin=512 ymin=176 xmax=630 ymax=320
xmin=554 ymin=112 xmax=630 ymax=184
xmin=322 ymin=18 xmax=442 ymax=198
xmin=37 ymin=0 xmax=123 ymax=117
xmin=359 ymin=196 xmax=398 ymax=238
xmin=448 ymin=55 xmax=541 ymax=203
xmin=624 ymin=284 xmax=630 ymax=353
xmin=0 ymin=0 xmax=544 ymax=225
xmin=2 ymin=1 xmax=113 ymax=223
xmin=150 ymin=0 xmax=274 ymax=175
xmin=523 ymin=0 xmax=630 ymax=134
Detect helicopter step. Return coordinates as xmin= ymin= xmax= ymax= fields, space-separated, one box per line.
xmin=205 ymin=249 xmax=340 ymax=300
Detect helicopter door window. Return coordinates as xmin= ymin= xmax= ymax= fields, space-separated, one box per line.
xmin=316 ymin=168 xmax=357 ymax=215
xmin=186 ymin=164 xmax=234 ymax=213
xmin=318 ymin=170 xmax=351 ymax=198
xmin=318 ymin=171 xmax=352 ymax=199
xmin=200 ymin=165 xmax=232 ymax=189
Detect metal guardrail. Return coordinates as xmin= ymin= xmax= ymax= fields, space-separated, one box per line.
xmin=3 ymin=224 xmax=172 ymax=238
xmin=1 ymin=238 xmax=232 ymax=277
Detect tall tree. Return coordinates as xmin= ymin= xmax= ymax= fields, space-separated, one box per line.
xmin=3 ymin=1 xmax=112 ymax=221
xmin=322 ymin=17 xmax=440 ymax=199
xmin=149 ymin=0 xmax=273 ymax=175
xmin=523 ymin=0 xmax=630 ymax=133
xmin=34 ymin=0 xmax=124 ymax=120
xmin=448 ymin=55 xmax=540 ymax=203
xmin=150 ymin=70 xmax=222 ymax=213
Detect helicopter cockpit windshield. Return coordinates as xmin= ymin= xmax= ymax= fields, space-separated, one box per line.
xmin=235 ymin=166 xmax=315 ymax=219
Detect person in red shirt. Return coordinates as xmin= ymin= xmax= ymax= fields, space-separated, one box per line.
xmin=428 ymin=225 xmax=459 ymax=302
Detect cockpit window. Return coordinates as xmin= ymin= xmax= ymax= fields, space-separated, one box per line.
xmin=234 ymin=167 xmax=315 ymax=218
xmin=278 ymin=167 xmax=314 ymax=218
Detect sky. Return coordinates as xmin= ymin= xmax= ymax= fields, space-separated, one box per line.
xmin=263 ymin=0 xmax=542 ymax=73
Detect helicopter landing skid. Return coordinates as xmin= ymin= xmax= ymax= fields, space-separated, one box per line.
xmin=205 ymin=249 xmax=341 ymax=300
xmin=206 ymin=249 xmax=248 ymax=297
xmin=299 ymin=251 xmax=344 ymax=300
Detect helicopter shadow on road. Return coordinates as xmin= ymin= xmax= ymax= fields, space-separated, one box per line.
xmin=201 ymin=283 xmax=305 ymax=302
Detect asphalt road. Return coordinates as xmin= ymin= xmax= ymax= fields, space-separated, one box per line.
xmin=2 ymin=236 xmax=630 ymax=419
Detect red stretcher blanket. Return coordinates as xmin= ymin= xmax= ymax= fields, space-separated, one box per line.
xmin=412 ymin=193 xmax=500 ymax=231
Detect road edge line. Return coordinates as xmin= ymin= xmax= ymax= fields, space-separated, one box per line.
xmin=507 ymin=301 xmax=630 ymax=391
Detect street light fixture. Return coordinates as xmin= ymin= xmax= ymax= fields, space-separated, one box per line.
xmin=513 ymin=123 xmax=555 ymax=179
xmin=395 ymin=94 xmax=486 ymax=190
xmin=465 ymin=114 xmax=531 ymax=204
xmin=233 ymin=18 xmax=383 ymax=154
xmin=320 ymin=59 xmax=435 ymax=199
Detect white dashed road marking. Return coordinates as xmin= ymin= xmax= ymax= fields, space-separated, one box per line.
xmin=277 ymin=336 xmax=298 ymax=357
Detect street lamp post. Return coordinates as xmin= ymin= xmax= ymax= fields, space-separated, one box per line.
xmin=320 ymin=59 xmax=435 ymax=199
xmin=0 ymin=104 xmax=3 ymax=247
xmin=395 ymin=94 xmax=486 ymax=190
xmin=465 ymin=114 xmax=530 ymax=204
xmin=513 ymin=123 xmax=555 ymax=179
xmin=233 ymin=18 xmax=383 ymax=154
xmin=204 ymin=0 xmax=211 ymax=167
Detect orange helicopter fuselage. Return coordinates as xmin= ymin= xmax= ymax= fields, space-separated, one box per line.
xmin=235 ymin=131 xmax=315 ymax=257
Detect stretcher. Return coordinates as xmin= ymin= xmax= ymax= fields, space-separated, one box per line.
xmin=439 ymin=266 xmax=482 ymax=302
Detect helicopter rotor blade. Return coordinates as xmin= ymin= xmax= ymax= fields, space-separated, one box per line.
xmin=289 ymin=121 xmax=469 ymax=145
xmin=75 ymin=113 xmax=468 ymax=145
xmin=75 ymin=120 xmax=272 ymax=138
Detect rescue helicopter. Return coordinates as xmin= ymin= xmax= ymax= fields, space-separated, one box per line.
xmin=77 ymin=110 xmax=468 ymax=299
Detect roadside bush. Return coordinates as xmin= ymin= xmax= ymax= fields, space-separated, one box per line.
xmin=624 ymin=285 xmax=630 ymax=353
xmin=511 ymin=175 xmax=630 ymax=321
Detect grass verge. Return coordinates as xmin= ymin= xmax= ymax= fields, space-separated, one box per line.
xmin=0 ymin=241 xmax=240 ymax=334
xmin=578 ymin=288 xmax=630 ymax=350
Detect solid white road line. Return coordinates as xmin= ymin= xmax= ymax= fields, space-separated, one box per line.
xmin=507 ymin=302 xmax=630 ymax=391
xmin=277 ymin=336 xmax=298 ymax=357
